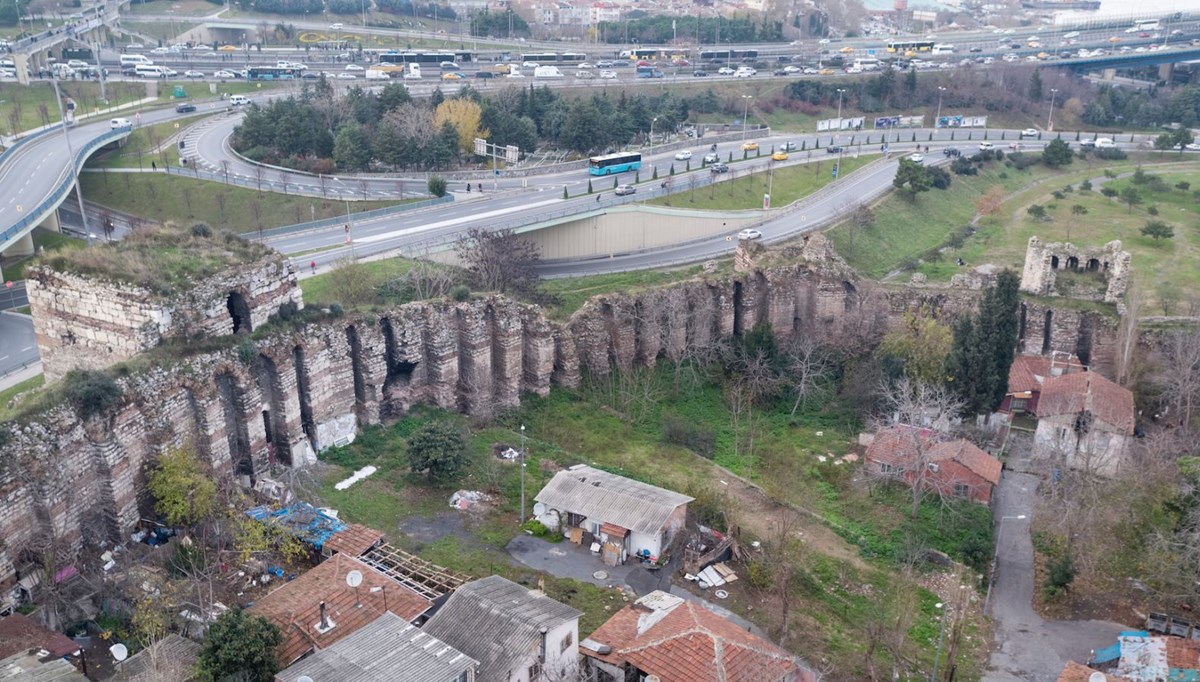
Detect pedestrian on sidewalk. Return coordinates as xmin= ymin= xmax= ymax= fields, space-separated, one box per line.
xmin=151 ymin=160 xmax=156 ymax=171
xmin=310 ymin=260 xmax=316 ymax=274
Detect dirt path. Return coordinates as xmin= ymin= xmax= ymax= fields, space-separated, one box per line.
xmin=702 ymin=461 xmax=871 ymax=572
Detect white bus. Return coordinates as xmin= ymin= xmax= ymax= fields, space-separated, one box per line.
xmin=853 ymin=57 xmax=880 ymax=70
xmin=1126 ymin=19 xmax=1160 ymax=33
xmin=119 ymin=54 xmax=153 ymax=66
xmin=932 ymin=44 xmax=955 ymax=55
xmin=135 ymin=64 xmax=169 ymax=78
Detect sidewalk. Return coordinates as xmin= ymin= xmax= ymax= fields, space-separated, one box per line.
xmin=0 ymin=362 xmax=42 ymax=393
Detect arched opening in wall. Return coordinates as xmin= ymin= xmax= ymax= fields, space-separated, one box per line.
xmin=227 ymin=292 xmax=252 ymax=334
xmin=1103 ymin=261 xmax=1110 ymax=271
xmin=1087 ymin=258 xmax=1100 ymax=272
xmin=215 ymin=371 xmax=255 ymax=485
xmin=261 ymin=410 xmax=274 ymax=449
xmin=1066 ymin=256 xmax=1079 ymax=270
xmin=1075 ymin=312 xmax=1095 ymax=367
xmin=600 ymin=302 xmax=621 ymax=369
xmin=732 ymin=281 xmax=745 ymax=336
xmin=1051 ymin=255 xmax=1060 ymax=269
xmin=378 ymin=317 xmax=418 ymax=420
xmin=754 ymin=271 xmax=769 ymax=329
xmin=842 ymin=281 xmax=857 ymax=313
xmin=1042 ymin=309 xmax=1053 ymax=354
xmin=254 ymin=354 xmax=291 ymax=467
xmin=293 ymin=345 xmax=317 ymax=450
xmin=345 ymin=325 xmax=368 ymax=423
xmin=1019 ymin=302 xmax=1028 ymax=343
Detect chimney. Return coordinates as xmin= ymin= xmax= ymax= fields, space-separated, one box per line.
xmin=319 ymin=601 xmax=329 ymax=629
xmin=540 ymin=626 xmax=549 ymax=662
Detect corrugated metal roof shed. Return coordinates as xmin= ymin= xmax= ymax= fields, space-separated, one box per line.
xmin=534 ymin=465 xmax=693 ymax=536
xmin=120 ymin=634 xmax=200 ymax=682
xmin=422 ymin=576 xmax=581 ymax=682
xmin=0 ymin=653 xmax=86 ymax=682
xmin=275 ymin=612 xmax=477 ymax=682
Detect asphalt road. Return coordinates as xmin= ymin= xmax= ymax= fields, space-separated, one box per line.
xmin=0 ymin=311 xmax=38 ymax=379
xmin=984 ymin=451 xmax=1125 ymax=681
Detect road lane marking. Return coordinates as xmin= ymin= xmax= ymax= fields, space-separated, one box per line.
xmin=350 ymin=199 xmax=562 ymax=245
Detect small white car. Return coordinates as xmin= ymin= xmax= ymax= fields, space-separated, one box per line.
xmin=522 ymin=61 xmax=539 ymax=68
xmin=718 ymin=66 xmax=735 ymax=75
xmin=151 ymin=46 xmax=170 ymax=54
xmin=1185 ymin=143 xmax=1200 ymax=151
xmin=1020 ymin=128 xmax=1039 ymax=138
xmin=599 ymin=70 xmax=617 ymax=79
xmin=783 ymin=65 xmax=800 ymax=73
xmin=336 ymin=72 xmax=357 ymax=79
xmin=214 ymin=70 xmax=236 ymax=78
xmin=67 ymin=59 xmax=89 ymax=68
xmin=978 ymin=141 xmax=995 ymax=151
xmin=330 ymin=22 xmax=343 ymax=29
xmin=577 ymin=62 xmax=593 ymax=69
xmin=674 ymin=150 xmax=693 ymax=161
xmin=614 ymin=184 xmax=636 ymax=196
xmin=344 ymin=64 xmax=365 ymax=71
xmin=184 ymin=70 xmax=205 ymax=78
xmin=737 ymin=228 xmax=763 ymax=240
xmin=909 ymin=153 xmax=924 ymax=163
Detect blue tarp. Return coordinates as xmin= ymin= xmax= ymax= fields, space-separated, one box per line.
xmin=245 ymin=501 xmax=347 ymax=550
xmin=1091 ymin=641 xmax=1122 ymax=665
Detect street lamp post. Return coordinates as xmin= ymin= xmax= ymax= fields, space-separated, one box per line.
xmin=50 ymin=76 xmax=92 ymax=245
xmin=519 ymin=424 xmax=526 ymax=524
xmin=648 ymin=116 xmax=658 ymax=148
xmin=1047 ymin=88 xmax=1059 ymax=132
xmin=741 ymin=95 xmax=752 ymax=141
xmin=931 ymin=602 xmax=948 ymax=682
xmin=984 ymin=514 xmax=1028 ymax=615
xmin=935 ymin=85 xmax=946 ymax=129
xmin=835 ymin=88 xmax=846 ymax=129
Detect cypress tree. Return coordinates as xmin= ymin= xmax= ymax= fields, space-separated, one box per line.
xmin=947 ymin=270 xmax=1021 ymax=415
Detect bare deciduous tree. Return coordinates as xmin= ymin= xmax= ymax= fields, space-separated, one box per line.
xmin=1158 ymin=328 xmax=1200 ymax=429
xmin=454 ymin=227 xmax=541 ymax=295
xmin=784 ymin=336 xmax=835 ymax=416
xmin=327 ymin=256 xmax=375 ymax=308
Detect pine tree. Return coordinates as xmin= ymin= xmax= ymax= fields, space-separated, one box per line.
xmin=1029 ymin=70 xmax=1043 ymax=102
xmin=946 ymin=270 xmax=1021 ymax=414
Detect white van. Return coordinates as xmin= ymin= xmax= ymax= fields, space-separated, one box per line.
xmin=533 ymin=65 xmax=563 ymax=79
xmin=135 ymin=64 xmax=169 ymax=78
xmin=111 ymin=118 xmax=132 ymax=129
xmin=1094 ymin=137 xmax=1115 ymax=149
xmin=120 ymin=54 xmax=153 ymax=66
xmin=403 ymin=63 xmax=422 ymax=79
xmin=228 ymin=94 xmax=251 ymax=106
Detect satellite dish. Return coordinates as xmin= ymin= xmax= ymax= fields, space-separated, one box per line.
xmin=109 ymin=643 xmax=128 ymax=662
xmin=346 ymin=570 xmax=363 ymax=588
xmin=1088 ymin=674 xmax=1106 ymax=682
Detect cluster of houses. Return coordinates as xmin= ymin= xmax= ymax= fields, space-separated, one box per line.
xmin=863 ymin=351 xmax=1136 ymax=508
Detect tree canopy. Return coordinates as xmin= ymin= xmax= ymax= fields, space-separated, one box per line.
xmin=946 ymin=270 xmax=1021 ymax=415
xmin=147 ymin=445 xmax=217 ymax=527
xmin=406 ymin=421 xmax=470 ymax=480
xmin=195 ymin=608 xmax=282 ymax=682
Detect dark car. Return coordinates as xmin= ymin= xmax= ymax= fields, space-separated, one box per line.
xmin=969 ymin=46 xmax=983 ymax=52
xmin=943 ymin=146 xmax=960 ymax=157
xmin=175 ymin=102 xmax=196 ymax=113
xmin=693 ymin=69 xmax=709 ymax=77
xmin=301 ymin=71 xmax=321 ymax=79
xmin=710 ymin=163 xmax=729 ymax=173
xmin=826 ymin=145 xmax=843 ymax=154
xmin=475 ymin=71 xmax=495 ymax=79
xmin=773 ymin=69 xmax=787 ymax=76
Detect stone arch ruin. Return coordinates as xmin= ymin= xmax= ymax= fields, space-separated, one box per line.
xmin=1019 ymin=236 xmax=1131 ymax=305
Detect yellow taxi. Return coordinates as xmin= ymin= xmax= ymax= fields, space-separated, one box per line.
xmin=442 ymin=72 xmax=464 ymax=80
xmin=838 ymin=46 xmax=855 ymax=53
xmin=741 ymin=141 xmax=759 ymax=151
xmin=218 ymin=45 xmax=239 ymax=52
xmin=818 ymin=68 xmax=835 ymax=75
xmin=771 ymin=151 xmax=788 ymax=161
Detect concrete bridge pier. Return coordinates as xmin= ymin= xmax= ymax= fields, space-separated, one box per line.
xmin=1159 ymin=63 xmax=1173 ymax=82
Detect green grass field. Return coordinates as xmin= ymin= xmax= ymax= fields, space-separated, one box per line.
xmin=124 ymin=0 xmax=223 ymax=17
xmin=85 ymin=114 xmax=210 ymax=169
xmin=300 ymin=257 xmax=421 ymax=309
xmin=650 ymin=153 xmax=876 ymax=211
xmin=79 ymin=172 xmax=404 ymax=232
xmin=537 ymin=265 xmax=722 ymax=319
xmin=124 ymin=20 xmax=204 ymax=43
xmin=0 ymin=374 xmax=46 ymax=418
xmin=0 ymin=82 xmax=158 ymax=134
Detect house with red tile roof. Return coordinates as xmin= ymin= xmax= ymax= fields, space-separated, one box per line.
xmin=0 ymin=612 xmax=80 ymax=662
xmin=864 ymin=425 xmax=1002 ymax=506
xmin=248 ymin=553 xmax=433 ymax=667
xmin=580 ymin=591 xmax=819 ymax=682
xmin=1033 ymin=370 xmax=1135 ymax=476
xmin=1000 ymin=352 xmax=1087 ymax=416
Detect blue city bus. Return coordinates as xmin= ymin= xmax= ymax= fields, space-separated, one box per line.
xmin=636 ymin=65 xmax=664 ymax=78
xmin=247 ymin=66 xmax=300 ymax=80
xmin=588 ymin=152 xmax=642 ymax=175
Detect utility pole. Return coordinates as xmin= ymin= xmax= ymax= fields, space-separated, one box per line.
xmin=935 ymin=85 xmax=946 ymax=127
xmin=51 ymin=76 xmax=92 ymax=245
xmin=741 ymin=95 xmax=752 ymax=141
xmin=519 ymin=424 xmax=526 ymax=524
xmin=1047 ymin=87 xmax=1058 ymax=132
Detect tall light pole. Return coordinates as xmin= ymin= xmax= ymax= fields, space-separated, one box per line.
xmin=51 ymin=76 xmax=92 ymax=245
xmin=1047 ymin=88 xmax=1058 ymax=132
xmin=741 ymin=94 xmax=752 ymax=141
xmin=519 ymin=424 xmax=526 ymax=524
xmin=935 ymin=85 xmax=946 ymax=129
xmin=648 ymin=115 xmax=657 ymax=148
xmin=931 ymin=602 xmax=948 ymax=682
xmin=984 ymin=514 xmax=1027 ymax=615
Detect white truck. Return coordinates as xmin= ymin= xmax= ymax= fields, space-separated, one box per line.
xmin=365 ymin=69 xmax=389 ymax=80
xmin=403 ymin=63 xmax=422 ymax=79
xmin=534 ymin=65 xmax=563 ymax=79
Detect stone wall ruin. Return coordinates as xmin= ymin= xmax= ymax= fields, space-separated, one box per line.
xmin=1019 ymin=236 xmax=1131 ymax=305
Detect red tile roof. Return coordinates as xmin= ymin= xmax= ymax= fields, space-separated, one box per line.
xmin=1056 ymin=661 xmax=1122 ymax=682
xmin=248 ymin=553 xmax=431 ymax=666
xmin=323 ymin=523 xmax=384 ymax=557
xmin=1036 ymin=371 xmax=1135 ymax=435
xmin=1008 ymin=354 xmax=1086 ymax=395
xmin=1166 ymin=637 xmax=1200 ymax=670
xmin=582 ymin=593 xmax=810 ymax=682
xmin=0 ymin=613 xmax=80 ymax=660
xmin=866 ymin=427 xmax=1001 ymax=485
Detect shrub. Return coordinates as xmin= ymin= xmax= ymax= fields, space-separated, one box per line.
xmin=1044 ymin=554 xmax=1076 ymax=597
xmin=328 ymin=303 xmax=344 ymax=317
xmin=1176 ymin=181 xmax=1191 ymax=191
xmin=1008 ymin=152 xmax=1038 ymax=170
xmin=1147 ymin=205 xmax=1159 ymax=216
xmin=237 ymin=339 xmax=257 ymax=366
xmin=451 ymin=285 xmax=471 ymax=301
xmin=998 ymin=171 xmax=1008 ymax=179
xmin=1100 ymin=187 xmax=1118 ymax=198
xmin=62 ymin=369 xmax=122 ymax=418
xmin=1147 ymin=176 xmax=1169 ymax=193
xmin=928 ymin=165 xmax=952 ymax=190
xmin=950 ymin=157 xmax=977 ymax=176
xmin=1026 ymin=204 xmax=1047 ymax=219
xmin=1052 ymin=191 xmax=1065 ymax=200
xmin=1131 ymin=168 xmax=1149 ymax=184
xmin=427 ymin=175 xmax=448 ymax=197
xmin=190 ymin=222 xmax=213 ymax=238
xmin=1095 ymin=148 xmax=1127 ymax=161
xmin=662 ymin=413 xmax=716 ymax=457
xmin=521 ymin=519 xmax=556 ymax=539
xmin=1080 ymin=179 xmax=1092 ymax=192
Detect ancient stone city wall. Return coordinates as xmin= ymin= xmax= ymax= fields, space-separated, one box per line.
xmin=0 ymin=264 xmax=1117 ymax=587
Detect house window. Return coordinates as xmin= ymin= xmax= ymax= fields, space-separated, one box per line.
xmin=454 ymin=672 xmax=469 ymax=682
xmin=528 ymin=661 xmax=543 ymax=680
xmin=954 ymin=483 xmax=970 ymax=499
xmin=879 ymin=462 xmax=896 ymax=474
xmin=1010 ymin=398 xmax=1028 ymax=412
xmin=560 ymin=631 xmax=573 ymax=654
